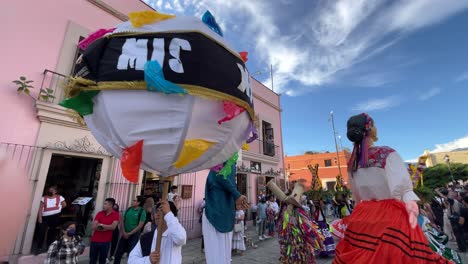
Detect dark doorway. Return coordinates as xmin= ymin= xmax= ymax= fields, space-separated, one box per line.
xmin=141 ymin=171 xmax=164 ymax=202
xmin=43 ymin=154 xmax=102 ymax=234
xmin=326 ymin=181 xmax=336 ymax=191
xmin=236 ymin=173 xmax=247 ymax=196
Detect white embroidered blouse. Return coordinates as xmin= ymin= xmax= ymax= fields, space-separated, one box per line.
xmin=349 ymin=146 xmax=419 ymax=203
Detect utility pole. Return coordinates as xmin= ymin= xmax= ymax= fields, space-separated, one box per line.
xmin=329 ymin=111 xmax=343 ymax=177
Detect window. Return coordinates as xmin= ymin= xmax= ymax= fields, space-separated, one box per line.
xmin=326 ymin=181 xmax=336 ymax=191
xmin=236 ymin=174 xmax=247 ymax=195
xmin=250 ymin=161 xmax=262 ymax=174
xmin=262 ymin=121 xmax=275 ymax=157
xmin=70 ymin=36 xmax=85 ymax=76
xmin=324 ymin=159 xmax=332 ymax=167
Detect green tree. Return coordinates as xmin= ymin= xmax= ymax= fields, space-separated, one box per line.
xmin=423 ymin=163 xmax=468 ymax=189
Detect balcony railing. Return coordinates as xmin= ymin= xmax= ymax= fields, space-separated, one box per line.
xmin=248 ymin=139 xmax=280 ymax=158
xmin=38 ymin=69 xmax=68 ymax=104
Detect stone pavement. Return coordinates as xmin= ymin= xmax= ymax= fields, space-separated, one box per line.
xmin=181 ymin=226 xmax=333 ymax=264
xmin=74 ymin=225 xmax=468 ymax=264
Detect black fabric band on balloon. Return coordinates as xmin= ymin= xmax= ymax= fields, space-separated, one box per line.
xmin=75 ymin=32 xmax=253 ymax=109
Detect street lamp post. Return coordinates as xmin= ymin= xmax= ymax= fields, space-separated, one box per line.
xmin=444 ymin=154 xmax=455 ymax=183
xmin=337 ymin=134 xmax=343 ymax=151
xmin=250 ymin=64 xmax=274 ymax=92
xmin=329 ymin=111 xmax=343 ymax=178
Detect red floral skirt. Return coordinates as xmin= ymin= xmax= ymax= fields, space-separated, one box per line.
xmin=333 ymin=199 xmax=453 ymax=264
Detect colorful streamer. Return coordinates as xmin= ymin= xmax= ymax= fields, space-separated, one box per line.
xmin=217 ymin=152 xmax=239 ymax=179
xmin=218 ymin=101 xmax=246 ymax=124
xmin=173 ymin=139 xmax=215 ymax=168
xmin=78 ymin=28 xmax=115 ymax=50
xmin=144 ymin=61 xmax=187 ymax=94
xmin=277 ymin=204 xmax=323 ymax=263
xmin=121 ymin=140 xmax=144 ymax=183
xmin=202 ymin=10 xmax=223 ymax=36
xmin=128 ymin=10 xmax=175 ymax=28
xmin=58 ymin=90 xmax=99 ymax=116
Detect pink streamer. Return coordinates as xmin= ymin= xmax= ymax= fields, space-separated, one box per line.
xmin=210 ymin=163 xmax=224 ymax=172
xmin=217 ymin=101 xmax=245 ymax=124
xmin=78 ymin=28 xmax=115 ymax=50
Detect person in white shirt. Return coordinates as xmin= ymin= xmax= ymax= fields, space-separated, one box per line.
xmin=129 ymin=201 xmax=186 ymax=264
xmin=167 ymin=186 xmax=178 ymax=202
xmin=268 ymin=195 xmax=280 ymax=215
xmin=37 ymin=185 xmax=67 ymax=250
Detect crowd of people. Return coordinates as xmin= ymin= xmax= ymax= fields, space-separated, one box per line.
xmin=36 ymin=188 xmax=185 ymax=264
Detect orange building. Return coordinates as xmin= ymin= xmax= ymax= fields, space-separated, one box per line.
xmin=285 ymin=150 xmax=351 ymax=191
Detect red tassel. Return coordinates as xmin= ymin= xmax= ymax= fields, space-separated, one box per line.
xmin=239 ymin=51 xmax=248 ymax=62
xmin=121 ymin=140 xmax=144 ymax=183
xmin=218 ymin=101 xmax=245 ymax=124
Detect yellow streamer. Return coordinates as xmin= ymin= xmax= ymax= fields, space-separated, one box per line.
xmin=241 ymin=143 xmax=249 ymax=151
xmin=173 ymin=139 xmax=215 ymax=168
xmin=128 ymin=11 xmax=176 ymax=28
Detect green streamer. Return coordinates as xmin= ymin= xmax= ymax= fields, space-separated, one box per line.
xmin=59 ymin=91 xmax=99 ymax=116
xmin=217 ymin=152 xmax=239 ymax=179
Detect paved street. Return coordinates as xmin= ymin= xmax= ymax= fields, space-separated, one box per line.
xmin=76 ymin=225 xmax=468 ymax=264
xmin=181 ymin=226 xmax=333 ymax=264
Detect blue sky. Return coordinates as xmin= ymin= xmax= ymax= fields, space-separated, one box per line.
xmin=144 ymin=0 xmax=468 ymax=161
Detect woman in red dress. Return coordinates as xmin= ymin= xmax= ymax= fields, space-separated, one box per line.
xmin=333 ymin=113 xmax=452 ymax=264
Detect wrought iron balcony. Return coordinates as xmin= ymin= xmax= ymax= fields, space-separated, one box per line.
xmin=38 ymin=69 xmax=68 ymax=104
xmin=247 ymin=139 xmax=280 ymax=158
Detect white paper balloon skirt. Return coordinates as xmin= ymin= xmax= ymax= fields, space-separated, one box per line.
xmin=84 ymin=90 xmax=250 ymax=177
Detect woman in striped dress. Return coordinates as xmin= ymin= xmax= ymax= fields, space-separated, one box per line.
xmin=334 ymin=113 xmax=452 ymax=264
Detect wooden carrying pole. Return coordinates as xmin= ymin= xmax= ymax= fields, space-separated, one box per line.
xmin=266 ymin=181 xmax=304 ymax=212
xmin=155 ymin=175 xmax=175 ymax=253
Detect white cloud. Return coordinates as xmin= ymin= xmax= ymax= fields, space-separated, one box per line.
xmin=351 ymin=96 xmax=401 ymax=111
xmin=385 ymin=0 xmax=468 ymax=32
xmin=405 ymin=158 xmax=418 ymax=163
xmin=455 ymin=71 xmax=468 ymax=82
xmin=354 ymin=72 xmax=393 ymax=87
xmin=418 ymin=87 xmax=441 ymax=101
xmin=144 ymin=0 xmax=468 ymax=95
xmin=432 ymin=135 xmax=468 ymax=153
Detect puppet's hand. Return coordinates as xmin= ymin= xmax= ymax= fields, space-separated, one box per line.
xmin=405 ymin=200 xmax=419 ymax=229
xmin=236 ymin=195 xmax=248 ymax=210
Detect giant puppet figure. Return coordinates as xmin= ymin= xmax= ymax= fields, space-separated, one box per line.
xmin=333 ymin=113 xmax=452 ymax=264
xmin=60 ymin=10 xmax=256 ymax=262
xmin=203 ymin=163 xmax=248 ymax=264
xmin=267 ymin=181 xmax=323 ymax=264
xmin=60 ymin=10 xmax=257 ymax=182
xmin=308 ymin=164 xmax=335 ymax=258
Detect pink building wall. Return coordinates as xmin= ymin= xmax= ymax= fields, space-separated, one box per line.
xmin=177 ymin=170 xmax=209 ymax=239
xmin=0 ymin=0 xmax=149 ymax=146
xmin=0 ymin=0 xmax=285 ymax=243
xmin=0 ymin=1 xmax=152 ymax=257
xmin=251 ymin=78 xmax=285 ymax=172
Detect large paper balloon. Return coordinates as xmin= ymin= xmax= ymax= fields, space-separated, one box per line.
xmin=60 ymin=10 xmax=257 ymax=180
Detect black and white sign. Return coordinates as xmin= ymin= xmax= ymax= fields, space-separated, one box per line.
xmin=250 ymin=161 xmax=262 ymax=174
xmin=77 ymin=32 xmax=253 ymax=107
